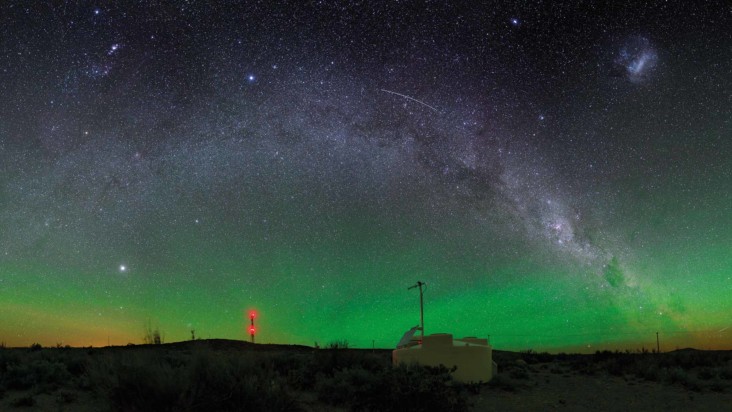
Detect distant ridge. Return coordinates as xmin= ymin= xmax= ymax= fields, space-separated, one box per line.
xmin=114 ymin=338 xmax=397 ymax=353
xmin=670 ymin=347 xmax=700 ymax=352
xmin=113 ymin=338 xmax=314 ymax=352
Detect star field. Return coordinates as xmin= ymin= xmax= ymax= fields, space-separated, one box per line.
xmin=0 ymin=1 xmax=731 ymax=351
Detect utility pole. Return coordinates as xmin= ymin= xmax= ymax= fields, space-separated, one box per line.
xmin=656 ymin=332 xmax=660 ymax=354
xmin=408 ymin=281 xmax=426 ymax=340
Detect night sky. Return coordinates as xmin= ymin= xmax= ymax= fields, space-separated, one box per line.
xmin=1 ymin=1 xmax=730 ymax=352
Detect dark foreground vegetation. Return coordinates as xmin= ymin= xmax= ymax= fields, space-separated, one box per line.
xmin=0 ymin=340 xmax=471 ymax=411
xmin=1 ymin=341 xmax=731 ymax=411
xmin=493 ymin=348 xmax=732 ymax=393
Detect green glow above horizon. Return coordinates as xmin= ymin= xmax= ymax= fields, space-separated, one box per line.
xmin=2 ymin=182 xmax=730 ymax=351
xmin=1 ymin=2 xmax=730 ymax=353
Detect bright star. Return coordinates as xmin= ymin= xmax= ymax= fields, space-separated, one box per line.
xmin=247 ymin=74 xmax=255 ymax=82
xmin=510 ymin=18 xmax=520 ymax=26
xmin=119 ymin=265 xmax=127 ymax=272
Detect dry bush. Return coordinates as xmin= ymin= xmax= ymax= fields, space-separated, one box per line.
xmin=316 ymin=363 xmax=469 ymax=412
xmin=10 ymin=394 xmax=35 ymax=407
xmin=486 ymin=373 xmax=526 ymax=392
xmin=556 ymin=350 xmax=732 ymax=392
xmin=89 ymin=348 xmax=302 ymax=412
xmin=720 ymin=365 xmax=732 ymax=380
xmin=3 ymin=357 xmax=71 ymax=391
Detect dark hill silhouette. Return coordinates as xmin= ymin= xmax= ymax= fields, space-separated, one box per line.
xmin=114 ymin=338 xmax=313 ymax=352
xmin=110 ymin=338 xmax=394 ymax=355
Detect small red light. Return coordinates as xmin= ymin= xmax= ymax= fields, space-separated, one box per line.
xmin=249 ymin=327 xmax=256 ymax=334
xmin=249 ymin=311 xmax=256 ymax=319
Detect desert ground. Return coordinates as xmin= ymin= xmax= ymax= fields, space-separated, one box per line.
xmin=474 ymin=350 xmax=732 ymax=411
xmin=1 ymin=340 xmax=730 ymax=411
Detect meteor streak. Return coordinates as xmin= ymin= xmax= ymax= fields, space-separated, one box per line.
xmin=379 ymin=89 xmax=440 ymax=113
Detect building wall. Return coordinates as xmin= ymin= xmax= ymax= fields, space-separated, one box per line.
xmin=392 ymin=333 xmax=495 ymax=383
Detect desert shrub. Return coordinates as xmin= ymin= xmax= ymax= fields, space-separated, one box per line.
xmin=708 ymin=379 xmax=726 ymax=393
xmin=65 ymin=354 xmax=88 ymax=377
xmin=520 ymin=349 xmax=542 ymax=364
xmin=664 ymin=367 xmax=701 ymax=391
xmin=593 ymin=350 xmax=614 ymax=362
xmin=302 ymin=348 xmax=397 ymax=391
xmin=521 ymin=351 xmax=553 ymax=364
xmin=55 ymin=390 xmax=77 ymax=404
xmin=574 ymin=362 xmax=597 ymax=376
xmin=486 ymin=373 xmax=520 ymax=392
xmin=661 ymin=351 xmax=716 ymax=369
xmin=29 ymin=343 xmax=43 ymax=352
xmin=605 ymin=353 xmax=641 ymax=377
xmin=91 ymin=348 xmax=301 ymax=412
xmin=698 ymin=367 xmax=716 ymax=380
xmin=267 ymin=352 xmax=303 ymax=375
xmin=604 ymin=358 xmax=624 ymax=376
xmin=104 ymin=361 xmax=184 ymax=411
xmin=385 ymin=364 xmax=468 ymax=412
xmin=184 ymin=351 xmax=300 ymax=412
xmin=315 ymin=365 xmax=381 ymax=407
xmin=315 ymin=363 xmax=468 ymax=412
xmin=535 ymin=352 xmax=554 ymax=363
xmin=509 ymin=369 xmax=530 ymax=380
xmin=566 ymin=356 xmax=594 ymax=374
xmin=0 ymin=349 xmax=19 ymax=375
xmin=516 ymin=349 xmax=549 ymax=362
xmin=37 ymin=358 xmax=72 ymax=384
xmin=286 ymin=359 xmax=318 ymax=390
xmin=2 ymin=358 xmax=69 ymax=391
xmin=664 ymin=367 xmax=686 ymax=384
xmin=313 ymin=344 xmax=362 ymax=375
xmin=293 ymin=349 xmax=388 ymax=391
xmin=161 ymin=350 xmax=189 ymax=369
xmin=354 ymin=352 xmax=391 ymax=372
xmin=3 ymin=363 xmax=34 ymax=389
xmin=11 ymin=394 xmax=35 ymax=407
xmin=269 ymin=352 xmax=314 ymax=390
xmin=389 ymin=364 xmax=468 ymax=412
xmin=720 ymin=366 xmax=732 ymax=380
xmin=326 ymin=340 xmax=350 ymax=349
xmin=637 ymin=364 xmax=660 ymax=382
xmin=143 ymin=325 xmax=165 ymax=345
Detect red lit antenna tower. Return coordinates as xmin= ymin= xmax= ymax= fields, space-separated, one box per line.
xmin=248 ymin=311 xmax=256 ymax=343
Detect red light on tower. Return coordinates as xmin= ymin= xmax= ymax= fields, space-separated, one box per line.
xmin=248 ymin=310 xmax=257 ymax=344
